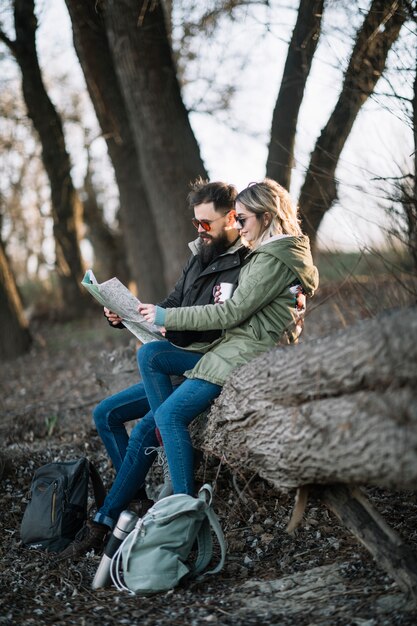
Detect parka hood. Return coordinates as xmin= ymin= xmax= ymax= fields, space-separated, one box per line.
xmin=255 ymin=235 xmax=319 ymax=296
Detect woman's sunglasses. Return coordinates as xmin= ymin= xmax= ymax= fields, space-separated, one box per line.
xmin=234 ymin=214 xmax=257 ymax=228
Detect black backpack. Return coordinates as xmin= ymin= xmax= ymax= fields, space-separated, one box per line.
xmin=20 ymin=458 xmax=106 ymax=553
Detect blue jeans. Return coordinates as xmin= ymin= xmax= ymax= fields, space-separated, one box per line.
xmin=94 ymin=408 xmax=159 ymax=528
xmin=138 ymin=342 xmax=222 ymax=497
xmin=93 ymin=382 xmax=151 ymax=473
xmin=94 ymin=342 xmax=220 ymax=527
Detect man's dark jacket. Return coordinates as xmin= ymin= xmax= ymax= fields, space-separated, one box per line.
xmin=158 ymin=238 xmax=247 ymax=347
xmin=110 ymin=239 xmax=246 ymax=345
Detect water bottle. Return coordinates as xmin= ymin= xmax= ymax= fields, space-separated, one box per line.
xmin=92 ymin=510 xmax=138 ymax=589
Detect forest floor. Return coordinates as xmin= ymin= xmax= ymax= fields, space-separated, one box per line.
xmin=1 ymin=272 xmax=417 ymax=625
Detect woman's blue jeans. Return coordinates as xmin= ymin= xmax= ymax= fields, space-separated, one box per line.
xmin=94 ymin=341 xmax=221 ymax=528
xmin=137 ymin=342 xmax=222 ymax=497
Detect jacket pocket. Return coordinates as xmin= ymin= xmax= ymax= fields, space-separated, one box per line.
xmin=248 ymin=318 xmax=261 ymax=340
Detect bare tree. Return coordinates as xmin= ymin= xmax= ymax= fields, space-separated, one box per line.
xmin=0 ymin=0 xmax=89 ymax=315
xmin=103 ymin=0 xmax=207 ymax=287
xmin=298 ymin=0 xmax=407 ymax=246
xmin=169 ymin=0 xmax=409 ymax=252
xmin=64 ymin=0 xmax=167 ymax=301
xmin=389 ymin=49 xmax=417 ymax=274
xmin=0 ymin=87 xmax=52 ymax=285
xmin=0 ymin=234 xmax=31 ymax=360
xmin=267 ymin=0 xmax=324 ymax=189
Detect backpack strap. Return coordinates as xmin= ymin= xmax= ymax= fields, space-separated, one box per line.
xmin=192 ymin=484 xmax=227 ymax=578
xmin=193 ymin=517 xmax=213 ymax=575
xmin=88 ymin=461 xmax=107 ymax=509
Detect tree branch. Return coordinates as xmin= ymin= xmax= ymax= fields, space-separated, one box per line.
xmin=298 ymin=0 xmax=407 ymax=246
xmin=0 ymin=27 xmax=17 ymax=55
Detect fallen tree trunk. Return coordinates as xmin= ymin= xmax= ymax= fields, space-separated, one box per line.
xmin=194 ymin=305 xmax=417 ymax=599
xmin=198 ymin=306 xmax=417 ymax=492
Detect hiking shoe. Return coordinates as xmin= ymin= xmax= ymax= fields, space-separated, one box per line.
xmin=56 ymin=520 xmax=109 ymax=561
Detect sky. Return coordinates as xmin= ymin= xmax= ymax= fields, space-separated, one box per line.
xmin=14 ymin=1 xmax=417 ymax=253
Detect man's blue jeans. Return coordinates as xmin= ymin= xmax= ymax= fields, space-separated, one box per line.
xmin=137 ymin=342 xmax=222 ymax=497
xmin=93 ymin=382 xmax=151 ymax=473
xmin=93 ymin=342 xmax=220 ymax=528
xmin=93 ymin=381 xmax=153 ymax=502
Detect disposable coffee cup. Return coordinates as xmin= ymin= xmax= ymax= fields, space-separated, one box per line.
xmin=218 ymin=282 xmax=234 ymax=302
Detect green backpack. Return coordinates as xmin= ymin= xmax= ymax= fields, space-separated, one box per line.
xmin=111 ymin=484 xmax=226 ymax=594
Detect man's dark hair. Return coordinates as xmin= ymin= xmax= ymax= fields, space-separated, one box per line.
xmin=188 ymin=177 xmax=237 ymax=213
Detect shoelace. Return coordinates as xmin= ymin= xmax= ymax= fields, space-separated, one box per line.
xmin=145 ymin=446 xmax=173 ymax=499
xmin=145 ymin=446 xmax=170 ymax=479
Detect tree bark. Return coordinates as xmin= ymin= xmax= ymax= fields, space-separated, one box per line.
xmin=298 ymin=0 xmax=406 ymax=246
xmin=103 ymin=0 xmax=208 ymax=288
xmin=64 ymin=0 xmax=166 ymax=301
xmin=0 ymin=240 xmax=31 ymax=360
xmin=266 ymin=0 xmax=324 ymax=189
xmin=196 ymin=306 xmax=417 ymax=492
xmin=4 ymin=0 xmax=89 ymax=314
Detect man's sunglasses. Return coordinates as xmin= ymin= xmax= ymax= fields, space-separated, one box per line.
xmin=191 ymin=213 xmax=231 ymax=232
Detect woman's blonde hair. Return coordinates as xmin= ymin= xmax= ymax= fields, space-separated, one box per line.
xmin=236 ymin=178 xmax=302 ymax=246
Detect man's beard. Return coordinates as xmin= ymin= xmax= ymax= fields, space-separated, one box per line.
xmin=197 ymin=231 xmax=233 ymax=265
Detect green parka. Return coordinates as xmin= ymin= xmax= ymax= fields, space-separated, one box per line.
xmin=158 ymin=235 xmax=319 ymax=386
